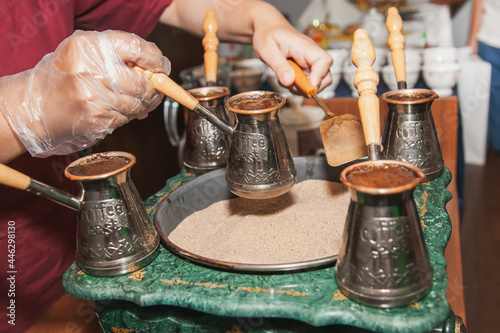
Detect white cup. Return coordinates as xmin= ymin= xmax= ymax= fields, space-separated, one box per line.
xmin=382 ymin=64 xmax=421 ymax=91
xmin=423 ymin=47 xmax=458 ymax=65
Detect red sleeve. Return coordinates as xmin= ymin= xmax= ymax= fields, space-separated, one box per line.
xmin=74 ymin=0 xmax=173 ymax=38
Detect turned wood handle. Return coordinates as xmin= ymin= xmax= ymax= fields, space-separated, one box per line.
xmin=352 ymin=29 xmax=381 ymax=147
xmin=0 ymin=163 xmax=31 ymax=190
xmin=386 ymin=7 xmax=406 ymax=86
xmin=288 ymin=59 xmax=317 ymax=97
xmin=132 ymin=66 xmax=199 ymax=110
xmin=203 ymin=9 xmax=219 ymax=84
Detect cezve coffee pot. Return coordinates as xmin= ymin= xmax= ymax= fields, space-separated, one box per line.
xmin=382 ymin=7 xmax=444 ymax=180
xmin=0 ymin=151 xmax=160 ymax=276
xmin=335 ymin=29 xmax=433 ymax=308
xmin=165 ymin=86 xmax=231 ymax=172
xmin=134 ymin=66 xmax=296 ymax=199
xmin=163 ymin=11 xmax=231 ymax=173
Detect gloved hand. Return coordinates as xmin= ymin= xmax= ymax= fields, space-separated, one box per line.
xmin=0 ymin=30 xmax=171 ymax=157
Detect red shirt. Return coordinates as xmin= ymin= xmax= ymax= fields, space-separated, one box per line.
xmin=0 ymin=1 xmax=172 ymax=331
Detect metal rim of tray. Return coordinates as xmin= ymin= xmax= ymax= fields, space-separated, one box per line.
xmin=154 ymin=156 xmax=353 ymax=272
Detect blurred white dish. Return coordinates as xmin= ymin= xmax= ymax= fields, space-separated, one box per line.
xmin=326 ymin=48 xmax=348 ymax=71
xmin=231 ymin=58 xmax=267 ymax=92
xmin=342 ymin=60 xmax=381 ymax=97
xmin=382 ymin=64 xmax=421 ymax=91
xmin=374 ymin=47 xmax=388 ymax=69
xmin=423 ymin=47 xmax=458 ymax=65
xmin=423 ymin=62 xmax=460 ymax=97
xmin=386 ymin=48 xmax=422 ymax=69
xmin=233 ymin=58 xmax=267 ymax=71
xmin=280 ymin=105 xmax=325 ymax=156
xmin=266 ymin=67 xmax=291 ymax=97
xmin=342 ymin=63 xmax=358 ymax=97
xmin=318 ymin=67 xmax=343 ymax=99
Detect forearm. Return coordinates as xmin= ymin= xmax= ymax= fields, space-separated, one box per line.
xmin=160 ymin=0 xmax=289 ymax=44
xmin=160 ymin=0 xmax=332 ymax=93
xmin=0 ymin=77 xmax=29 ymax=163
xmin=0 ymin=111 xmax=27 ymax=164
xmin=468 ymin=0 xmax=483 ymax=48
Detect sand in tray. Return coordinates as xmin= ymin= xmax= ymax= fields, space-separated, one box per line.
xmin=168 ymin=179 xmax=351 ymax=265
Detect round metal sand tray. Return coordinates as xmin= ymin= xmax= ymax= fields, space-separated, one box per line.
xmin=154 ymin=156 xmax=355 ymax=272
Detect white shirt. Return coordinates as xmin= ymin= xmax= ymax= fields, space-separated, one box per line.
xmin=477 ymin=0 xmax=500 ymax=48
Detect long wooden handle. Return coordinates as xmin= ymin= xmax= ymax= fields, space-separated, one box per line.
xmin=133 ymin=66 xmax=199 ymax=110
xmin=386 ymin=7 xmax=406 ymax=88
xmin=352 ymin=29 xmax=380 ymax=149
xmin=0 ymin=163 xmax=31 ymax=190
xmin=203 ymin=9 xmax=219 ymax=85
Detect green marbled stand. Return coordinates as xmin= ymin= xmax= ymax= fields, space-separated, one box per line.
xmin=63 ymin=166 xmax=454 ymax=333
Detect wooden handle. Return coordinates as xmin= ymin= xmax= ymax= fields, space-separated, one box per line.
xmin=203 ymin=9 xmax=219 ymax=84
xmin=132 ymin=66 xmax=199 ymax=110
xmin=352 ymin=29 xmax=380 ymax=147
xmin=386 ymin=7 xmax=406 ymax=86
xmin=0 ymin=163 xmax=31 ymax=190
xmin=287 ymin=59 xmax=316 ymax=98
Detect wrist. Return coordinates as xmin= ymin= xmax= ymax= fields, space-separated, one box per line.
xmin=0 ymin=100 xmax=27 ymax=163
xmin=0 ymin=71 xmax=51 ymax=157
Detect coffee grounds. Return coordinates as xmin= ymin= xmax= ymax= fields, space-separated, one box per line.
xmin=67 ymin=155 xmax=130 ymax=177
xmin=346 ymin=164 xmax=416 ymax=188
xmin=387 ymin=91 xmax=434 ymax=102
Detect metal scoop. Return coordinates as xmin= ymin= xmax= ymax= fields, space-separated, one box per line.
xmin=287 ymin=59 xmax=366 ymax=166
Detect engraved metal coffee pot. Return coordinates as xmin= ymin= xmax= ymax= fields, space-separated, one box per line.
xmin=334 ymin=29 xmax=433 ymax=308
xmin=381 ymin=89 xmax=444 ymax=180
xmin=135 ymin=64 xmax=297 ymax=199
xmin=166 ymin=89 xmax=297 ymax=199
xmin=163 ymin=9 xmax=231 ymax=173
xmin=382 ymin=7 xmax=444 ymax=180
xmin=222 ymin=91 xmax=296 ymax=199
xmin=0 ymin=151 xmax=160 ymax=276
xmin=336 ymin=160 xmax=433 ymax=308
xmin=165 ymin=86 xmax=231 ymax=172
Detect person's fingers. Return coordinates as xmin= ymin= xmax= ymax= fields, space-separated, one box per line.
xmin=253 ymin=28 xmax=333 ymax=94
xmin=102 ymin=65 xmax=162 ymax=108
xmin=252 ymin=30 xmax=296 ymax=88
xmin=106 ymin=30 xmax=171 ymax=75
xmin=57 ymin=30 xmax=163 ymax=119
xmin=72 ymin=73 xmax=155 ymax=128
xmin=308 ymin=56 xmax=333 ymax=92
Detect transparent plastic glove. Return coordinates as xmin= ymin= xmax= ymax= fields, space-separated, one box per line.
xmin=0 ymin=30 xmax=171 ymax=157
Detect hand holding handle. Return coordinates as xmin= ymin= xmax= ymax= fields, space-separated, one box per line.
xmin=352 ymin=29 xmax=381 ymax=159
xmin=132 ymin=65 xmax=199 ymax=111
xmin=203 ymin=9 xmax=219 ymax=85
xmin=386 ymin=7 xmax=407 ymax=89
xmin=132 ymin=65 xmax=233 ymax=135
xmin=287 ymin=59 xmax=317 ymax=97
xmin=288 ymin=59 xmax=335 ymax=117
